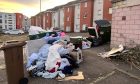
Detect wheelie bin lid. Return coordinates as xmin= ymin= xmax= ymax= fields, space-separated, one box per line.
xmin=94 ymin=20 xmax=111 ymax=27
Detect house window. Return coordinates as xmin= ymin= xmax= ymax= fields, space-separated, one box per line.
xmin=82 ymin=24 xmax=87 ymax=31
xmin=5 ymin=20 xmax=7 ymax=23
xmin=84 ymin=2 xmax=87 ymax=7
xmin=8 ymin=17 xmax=12 ymax=19
xmin=8 ymin=20 xmax=12 ymax=21
xmin=5 ymin=25 xmax=7 ymax=29
xmin=109 ymin=8 xmax=112 ymax=14
xmin=77 ymin=14 xmax=80 ymax=19
xmin=83 ymin=12 xmax=87 ymax=18
xmin=66 ymin=26 xmax=71 ymax=32
xmin=67 ymin=17 xmax=69 ymax=21
xmin=78 ymin=4 xmax=80 ymax=9
xmin=8 ymin=22 xmax=12 ymax=24
xmin=8 ymin=14 xmax=12 ymax=16
xmin=0 ymin=15 xmax=2 ymax=18
xmin=98 ymin=10 xmax=102 ymax=15
xmin=67 ymin=8 xmax=70 ymax=12
xmin=9 ymin=28 xmax=12 ymax=30
xmin=0 ymin=19 xmax=2 ymax=23
xmin=0 ymin=25 xmax=2 ymax=28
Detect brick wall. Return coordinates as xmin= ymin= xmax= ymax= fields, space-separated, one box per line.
xmin=15 ymin=13 xmax=23 ymax=29
xmin=64 ymin=6 xmax=74 ymax=32
xmin=45 ymin=12 xmax=52 ymax=29
xmin=80 ymin=0 xmax=93 ymax=31
xmin=111 ymin=5 xmax=140 ymax=47
xmin=36 ymin=13 xmax=43 ymax=28
xmin=31 ymin=16 xmax=36 ymax=26
xmin=103 ymin=0 xmax=112 ymax=21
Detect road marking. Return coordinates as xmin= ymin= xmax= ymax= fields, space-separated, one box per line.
xmin=90 ymin=70 xmax=115 ymax=84
xmin=116 ymin=67 xmax=140 ymax=80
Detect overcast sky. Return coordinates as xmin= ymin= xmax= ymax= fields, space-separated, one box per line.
xmin=0 ymin=0 xmax=74 ymax=17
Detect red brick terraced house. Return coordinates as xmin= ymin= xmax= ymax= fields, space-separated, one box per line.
xmin=64 ymin=2 xmax=75 ymax=32
xmin=30 ymin=0 xmax=112 ymax=32
xmin=31 ymin=16 xmax=36 ymax=26
xmin=80 ymin=0 xmax=93 ymax=32
xmin=36 ymin=12 xmax=44 ymax=28
xmin=15 ymin=13 xmax=23 ymax=29
xmin=44 ymin=11 xmax=52 ymax=30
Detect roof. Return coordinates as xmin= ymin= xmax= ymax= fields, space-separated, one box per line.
xmin=111 ymin=0 xmax=126 ymax=3
xmin=63 ymin=0 xmax=80 ymax=7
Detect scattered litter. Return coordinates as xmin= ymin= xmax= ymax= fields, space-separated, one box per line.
xmin=82 ymin=40 xmax=92 ymax=49
xmin=115 ymin=46 xmax=140 ymax=70
xmin=98 ymin=45 xmax=124 ymax=58
xmin=99 ymin=44 xmax=140 ymax=71
xmin=58 ymin=71 xmax=84 ymax=81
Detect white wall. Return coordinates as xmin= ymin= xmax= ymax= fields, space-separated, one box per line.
xmin=74 ymin=3 xmax=80 ymax=32
xmin=93 ymin=0 xmax=104 ymax=26
xmin=52 ymin=11 xmax=59 ymax=28
xmin=59 ymin=9 xmax=64 ymax=30
xmin=43 ymin=14 xmax=46 ymax=29
xmin=22 ymin=16 xmax=30 ymax=31
xmin=52 ymin=12 xmax=55 ymax=27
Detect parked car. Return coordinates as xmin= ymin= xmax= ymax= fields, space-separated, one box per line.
xmin=4 ymin=30 xmax=24 ymax=35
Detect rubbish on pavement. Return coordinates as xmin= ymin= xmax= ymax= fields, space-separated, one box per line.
xmin=58 ymin=71 xmax=84 ymax=81
xmin=98 ymin=45 xmax=124 ymax=58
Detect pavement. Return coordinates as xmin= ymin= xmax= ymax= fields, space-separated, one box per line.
xmin=0 ymin=33 xmax=140 ymax=84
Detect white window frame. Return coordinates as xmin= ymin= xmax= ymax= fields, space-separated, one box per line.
xmin=98 ymin=10 xmax=102 ymax=15
xmin=67 ymin=17 xmax=69 ymax=21
xmin=84 ymin=2 xmax=87 ymax=7
xmin=109 ymin=8 xmax=112 ymax=14
xmin=67 ymin=8 xmax=70 ymax=12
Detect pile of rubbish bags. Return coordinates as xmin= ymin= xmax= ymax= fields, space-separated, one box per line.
xmin=26 ymin=26 xmax=84 ymax=79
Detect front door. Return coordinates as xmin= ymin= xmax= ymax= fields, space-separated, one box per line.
xmin=74 ymin=24 xmax=80 ymax=32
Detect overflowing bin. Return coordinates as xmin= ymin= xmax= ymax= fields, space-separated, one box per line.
xmin=87 ymin=20 xmax=111 ymax=46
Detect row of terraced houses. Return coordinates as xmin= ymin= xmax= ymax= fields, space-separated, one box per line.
xmin=31 ymin=0 xmax=112 ymax=32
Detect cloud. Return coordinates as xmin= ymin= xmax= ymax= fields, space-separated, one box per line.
xmin=0 ymin=0 xmax=75 ymax=17
xmin=1 ymin=0 xmax=40 ymax=5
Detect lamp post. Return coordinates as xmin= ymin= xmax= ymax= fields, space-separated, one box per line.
xmin=40 ymin=0 xmax=41 ymax=12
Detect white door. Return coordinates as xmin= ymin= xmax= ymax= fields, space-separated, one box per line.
xmin=74 ymin=24 xmax=80 ymax=32
xmin=82 ymin=24 xmax=87 ymax=31
xmin=66 ymin=26 xmax=71 ymax=32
